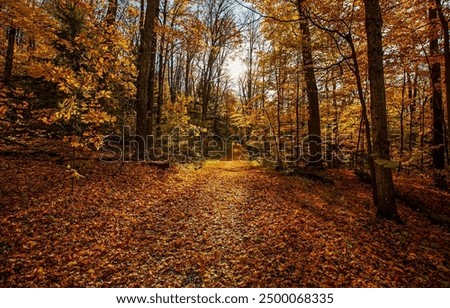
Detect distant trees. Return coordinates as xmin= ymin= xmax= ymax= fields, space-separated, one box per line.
xmin=197 ymin=0 xmax=240 ymax=127
xmin=236 ymin=0 xmax=449 ymax=220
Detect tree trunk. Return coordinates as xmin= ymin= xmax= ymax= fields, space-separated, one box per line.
xmin=136 ymin=0 xmax=159 ymax=153
xmin=185 ymin=53 xmax=193 ymax=96
xmin=430 ymin=4 xmax=446 ymax=171
xmin=297 ymin=2 xmax=321 ymax=165
xmin=400 ymin=69 xmax=407 ymax=158
xmin=295 ymin=58 xmax=301 ymax=165
xmin=408 ymin=70 xmax=418 ymax=155
xmin=3 ymin=26 xmax=17 ymax=85
xmin=364 ymin=0 xmax=400 ymax=221
xmin=156 ymin=0 xmax=168 ymax=137
xmin=201 ymin=50 xmax=217 ymax=123
xmin=275 ymin=67 xmax=283 ymax=168
xmin=436 ymin=0 xmax=450 ymax=164
xmin=147 ymin=32 xmax=158 ymax=137
xmin=347 ymin=36 xmax=378 ymax=205
xmin=139 ymin=0 xmax=145 ymax=37
xmin=420 ymin=97 xmax=427 ymax=170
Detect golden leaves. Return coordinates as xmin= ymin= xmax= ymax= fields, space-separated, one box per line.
xmin=0 ymin=142 xmax=449 ymax=287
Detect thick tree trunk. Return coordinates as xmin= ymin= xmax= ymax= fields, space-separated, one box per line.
xmin=430 ymin=4 xmax=446 ymax=171
xmin=436 ymin=0 xmax=450 ymax=163
xmin=3 ymin=26 xmax=17 ymax=85
xmin=297 ymin=2 xmax=321 ymax=165
xmin=136 ymin=0 xmax=159 ymax=153
xmin=364 ymin=0 xmax=400 ymax=221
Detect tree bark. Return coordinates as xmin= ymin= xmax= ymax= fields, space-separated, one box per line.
xmin=430 ymin=4 xmax=446 ymax=171
xmin=436 ymin=0 xmax=450 ymax=163
xmin=136 ymin=0 xmax=159 ymax=153
xmin=3 ymin=26 xmax=17 ymax=85
xmin=400 ymin=69 xmax=407 ymax=158
xmin=297 ymin=2 xmax=322 ymax=165
xmin=156 ymin=0 xmax=168 ymax=137
xmin=364 ymin=0 xmax=400 ymax=221
xmin=147 ymin=32 xmax=158 ymax=137
xmin=295 ymin=56 xmax=301 ymax=164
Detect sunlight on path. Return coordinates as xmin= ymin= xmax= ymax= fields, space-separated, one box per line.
xmin=2 ymin=156 xmax=448 ymax=287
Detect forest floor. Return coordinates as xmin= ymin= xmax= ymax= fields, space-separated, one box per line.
xmin=0 ymin=140 xmax=449 ymax=287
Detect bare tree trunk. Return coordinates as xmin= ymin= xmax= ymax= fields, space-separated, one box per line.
xmin=297 ymin=1 xmax=321 ymax=165
xmin=201 ymin=52 xmax=216 ymax=123
xmin=408 ymin=70 xmax=418 ymax=155
xmin=275 ymin=66 xmax=284 ymax=169
xmin=420 ymin=97 xmax=427 ymax=170
xmin=430 ymin=4 xmax=446 ymax=171
xmin=185 ymin=53 xmax=193 ymax=96
xmin=147 ymin=14 xmax=159 ymax=138
xmin=136 ymin=0 xmax=159 ymax=153
xmin=400 ymin=69 xmax=407 ymax=158
xmin=364 ymin=0 xmax=401 ymax=221
xmin=436 ymin=0 xmax=450 ymax=165
xmin=3 ymin=26 xmax=17 ymax=85
xmin=139 ymin=0 xmax=145 ymax=37
xmin=156 ymin=0 xmax=168 ymax=137
xmin=295 ymin=58 xmax=301 ymax=165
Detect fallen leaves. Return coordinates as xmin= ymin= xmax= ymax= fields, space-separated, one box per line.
xmin=0 ymin=147 xmax=449 ymax=287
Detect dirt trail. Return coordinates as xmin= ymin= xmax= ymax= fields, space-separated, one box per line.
xmin=1 ymin=158 xmax=449 ymax=287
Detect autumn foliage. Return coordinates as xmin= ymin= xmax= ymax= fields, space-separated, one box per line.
xmin=1 ymin=0 xmax=450 ymax=288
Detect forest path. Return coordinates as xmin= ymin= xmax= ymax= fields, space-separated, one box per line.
xmin=137 ymin=160 xmax=449 ymax=287
xmin=145 ymin=160 xmax=283 ymax=287
xmin=1 ymin=157 xmax=449 ymax=287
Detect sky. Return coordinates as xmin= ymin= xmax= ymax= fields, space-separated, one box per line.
xmin=226 ymin=55 xmax=246 ymax=92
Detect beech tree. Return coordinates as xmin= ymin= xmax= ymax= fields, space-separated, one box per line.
xmin=136 ymin=0 xmax=159 ymax=152
xmin=296 ymin=0 xmax=321 ymax=165
xmin=429 ymin=0 xmax=447 ymax=187
xmin=435 ymin=0 xmax=450 ymax=152
xmin=364 ymin=0 xmax=400 ymax=221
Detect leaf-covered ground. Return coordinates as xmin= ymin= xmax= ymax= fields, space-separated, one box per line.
xmin=0 ymin=145 xmax=449 ymax=287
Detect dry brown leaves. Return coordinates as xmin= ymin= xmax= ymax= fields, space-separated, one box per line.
xmin=0 ymin=143 xmax=449 ymax=287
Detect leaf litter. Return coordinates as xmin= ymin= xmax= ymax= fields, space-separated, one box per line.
xmin=0 ymin=147 xmax=449 ymax=287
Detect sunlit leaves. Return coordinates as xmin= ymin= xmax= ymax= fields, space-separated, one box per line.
xmin=1 ymin=155 xmax=449 ymax=287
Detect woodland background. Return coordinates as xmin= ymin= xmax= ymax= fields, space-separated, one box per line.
xmin=0 ymin=0 xmax=449 ymax=287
